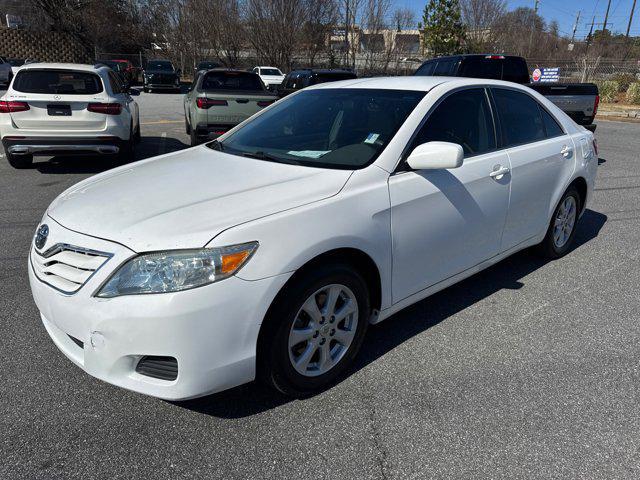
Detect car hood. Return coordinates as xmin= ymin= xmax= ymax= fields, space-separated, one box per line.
xmin=47 ymin=147 xmax=352 ymax=252
xmin=261 ymin=75 xmax=284 ymax=82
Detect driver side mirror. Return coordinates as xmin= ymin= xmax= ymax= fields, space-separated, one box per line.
xmin=406 ymin=141 xmax=464 ymax=170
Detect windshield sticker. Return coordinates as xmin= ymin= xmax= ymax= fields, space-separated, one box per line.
xmin=364 ymin=133 xmax=380 ymax=144
xmin=287 ymin=150 xmax=330 ymax=159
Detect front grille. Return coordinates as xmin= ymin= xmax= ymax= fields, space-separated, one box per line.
xmin=31 ymin=244 xmax=111 ymax=294
xmin=136 ymin=356 xmax=178 ymax=381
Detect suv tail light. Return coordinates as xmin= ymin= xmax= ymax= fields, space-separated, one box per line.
xmin=0 ymin=100 xmax=30 ymax=113
xmin=257 ymin=100 xmax=275 ymax=108
xmin=87 ymin=103 xmax=122 ymax=115
xmin=196 ymin=98 xmax=228 ymax=109
xmin=593 ymin=94 xmax=600 ymax=116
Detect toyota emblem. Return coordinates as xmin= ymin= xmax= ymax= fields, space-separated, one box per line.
xmin=35 ymin=224 xmax=49 ymax=250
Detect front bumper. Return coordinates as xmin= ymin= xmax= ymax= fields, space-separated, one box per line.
xmin=29 ymin=217 xmax=291 ymax=400
xmin=2 ymin=137 xmax=124 ymax=156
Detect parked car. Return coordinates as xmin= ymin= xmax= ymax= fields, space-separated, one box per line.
xmin=196 ymin=60 xmax=222 ymax=72
xmin=28 ymin=76 xmax=597 ymax=400
xmin=278 ymin=68 xmax=357 ymax=97
xmin=415 ymin=54 xmax=599 ymax=131
xmin=183 ymin=68 xmax=276 ymax=145
xmin=0 ymin=56 xmax=13 ymax=86
xmin=100 ymin=60 xmax=130 ymax=87
xmin=111 ymin=59 xmax=137 ymax=85
xmin=143 ymin=59 xmax=180 ymax=93
xmin=0 ymin=63 xmax=140 ymax=168
xmin=252 ymin=66 xmax=285 ymax=90
xmin=6 ymin=58 xmax=26 ymax=75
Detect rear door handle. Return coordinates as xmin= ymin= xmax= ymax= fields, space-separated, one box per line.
xmin=490 ymin=165 xmax=510 ymax=179
xmin=560 ymin=145 xmax=573 ymax=158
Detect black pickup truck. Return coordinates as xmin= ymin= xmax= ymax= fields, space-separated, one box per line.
xmin=415 ymin=54 xmax=599 ymax=131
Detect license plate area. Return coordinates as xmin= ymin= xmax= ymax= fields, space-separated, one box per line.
xmin=47 ymin=104 xmax=71 ymax=116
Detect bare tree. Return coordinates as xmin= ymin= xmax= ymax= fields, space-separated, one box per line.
xmin=460 ymin=0 xmax=506 ymax=52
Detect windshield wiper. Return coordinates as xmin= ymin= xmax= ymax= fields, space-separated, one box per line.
xmin=241 ymin=151 xmax=302 ymax=165
xmin=207 ymin=139 xmax=224 ymax=151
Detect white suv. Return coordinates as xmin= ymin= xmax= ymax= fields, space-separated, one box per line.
xmin=252 ymin=66 xmax=285 ymax=90
xmin=0 ymin=63 xmax=140 ymax=169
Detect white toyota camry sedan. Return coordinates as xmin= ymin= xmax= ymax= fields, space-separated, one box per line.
xmin=29 ymin=77 xmax=598 ymax=400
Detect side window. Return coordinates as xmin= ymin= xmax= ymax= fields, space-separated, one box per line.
xmin=492 ymin=88 xmax=545 ymax=147
xmin=410 ymin=88 xmax=496 ymax=157
xmin=107 ymin=71 xmax=123 ymax=94
xmin=433 ymin=60 xmax=456 ymax=76
xmin=190 ymin=72 xmax=201 ymax=91
xmin=415 ymin=61 xmax=436 ymax=76
xmin=539 ymin=106 xmax=564 ymax=138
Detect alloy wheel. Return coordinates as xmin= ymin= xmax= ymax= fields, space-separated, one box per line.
xmin=288 ymin=284 xmax=359 ymax=377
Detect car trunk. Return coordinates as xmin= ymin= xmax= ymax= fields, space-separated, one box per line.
xmin=200 ymin=91 xmax=275 ymax=126
xmin=9 ymin=93 xmax=108 ymax=131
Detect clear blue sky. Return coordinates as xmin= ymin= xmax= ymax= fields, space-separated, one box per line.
xmin=398 ymin=0 xmax=640 ymax=39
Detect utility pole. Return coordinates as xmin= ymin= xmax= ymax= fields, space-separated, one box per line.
xmin=585 ymin=16 xmax=596 ymax=53
xmin=627 ymin=0 xmax=637 ymax=37
xmin=602 ymin=0 xmax=612 ymax=32
xmin=534 ymin=0 xmax=539 ymax=13
xmin=571 ymin=10 xmax=581 ymax=43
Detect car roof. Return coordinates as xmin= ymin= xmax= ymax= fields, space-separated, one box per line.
xmin=257 ymin=66 xmax=279 ymax=69
xmin=16 ymin=62 xmax=109 ymax=73
xmin=308 ymin=76 xmax=533 ymax=92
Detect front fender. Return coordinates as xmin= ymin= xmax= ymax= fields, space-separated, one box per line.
xmin=208 ymin=167 xmax=394 ymax=309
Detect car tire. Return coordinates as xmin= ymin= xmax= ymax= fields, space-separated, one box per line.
xmin=537 ymin=186 xmax=581 ymax=259
xmin=258 ymin=263 xmax=370 ymax=397
xmin=143 ymin=87 xmax=149 ymax=93
xmin=190 ymin=126 xmax=199 ymax=147
xmin=185 ymin=117 xmax=191 ymax=135
xmin=6 ymin=151 xmax=33 ymax=169
xmin=117 ymin=125 xmax=136 ymax=163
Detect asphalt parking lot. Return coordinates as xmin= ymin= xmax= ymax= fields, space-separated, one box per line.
xmin=1 ymin=88 xmax=640 ymax=479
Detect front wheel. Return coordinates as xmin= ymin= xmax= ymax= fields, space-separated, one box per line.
xmin=537 ymin=186 xmax=581 ymax=258
xmin=258 ymin=264 xmax=370 ymax=397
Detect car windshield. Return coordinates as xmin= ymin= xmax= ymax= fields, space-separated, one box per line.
xmin=201 ymin=71 xmax=264 ymax=91
xmin=261 ymin=68 xmax=281 ymax=76
xmin=211 ymin=88 xmax=425 ymax=170
xmin=12 ymin=70 xmax=103 ymax=94
xmin=147 ymin=61 xmax=173 ymax=71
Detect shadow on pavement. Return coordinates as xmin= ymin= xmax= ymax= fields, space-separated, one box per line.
xmin=177 ymin=208 xmax=608 ymax=419
xmin=31 ymin=136 xmax=189 ymax=175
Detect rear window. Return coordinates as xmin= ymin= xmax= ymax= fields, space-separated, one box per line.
xmin=310 ymin=72 xmax=357 ymax=85
xmin=201 ymin=71 xmax=264 ymax=91
xmin=260 ymin=68 xmax=281 ymax=76
xmin=13 ymin=70 xmax=103 ymax=94
xmin=459 ymin=58 xmax=503 ymax=80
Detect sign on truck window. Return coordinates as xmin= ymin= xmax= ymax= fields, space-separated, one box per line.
xmin=532 ymin=67 xmax=560 ymax=83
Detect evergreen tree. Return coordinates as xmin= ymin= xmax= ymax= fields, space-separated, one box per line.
xmin=422 ymin=0 xmax=466 ymax=56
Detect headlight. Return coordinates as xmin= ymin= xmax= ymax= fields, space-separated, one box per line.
xmin=96 ymin=242 xmax=258 ymax=298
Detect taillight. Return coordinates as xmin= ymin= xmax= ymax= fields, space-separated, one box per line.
xmin=257 ymin=100 xmax=275 ymax=108
xmin=592 ymin=138 xmax=598 ymax=156
xmin=593 ymin=94 xmax=600 ymax=116
xmin=485 ymin=55 xmax=505 ymax=60
xmin=0 ymin=100 xmax=30 ymax=113
xmin=87 ymin=103 xmax=122 ymax=115
xmin=196 ymin=98 xmax=228 ymax=109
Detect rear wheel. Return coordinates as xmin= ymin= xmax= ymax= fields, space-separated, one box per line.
xmin=258 ymin=263 xmax=370 ymax=397
xmin=538 ymin=186 xmax=581 ymax=258
xmin=6 ymin=151 xmax=33 ymax=169
xmin=117 ymin=124 xmax=136 ymax=163
xmin=185 ymin=116 xmax=191 ymax=135
xmin=190 ymin=125 xmax=199 ymax=146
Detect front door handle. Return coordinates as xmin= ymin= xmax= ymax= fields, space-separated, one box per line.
xmin=560 ymin=145 xmax=573 ymax=158
xmin=490 ymin=165 xmax=510 ymax=179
